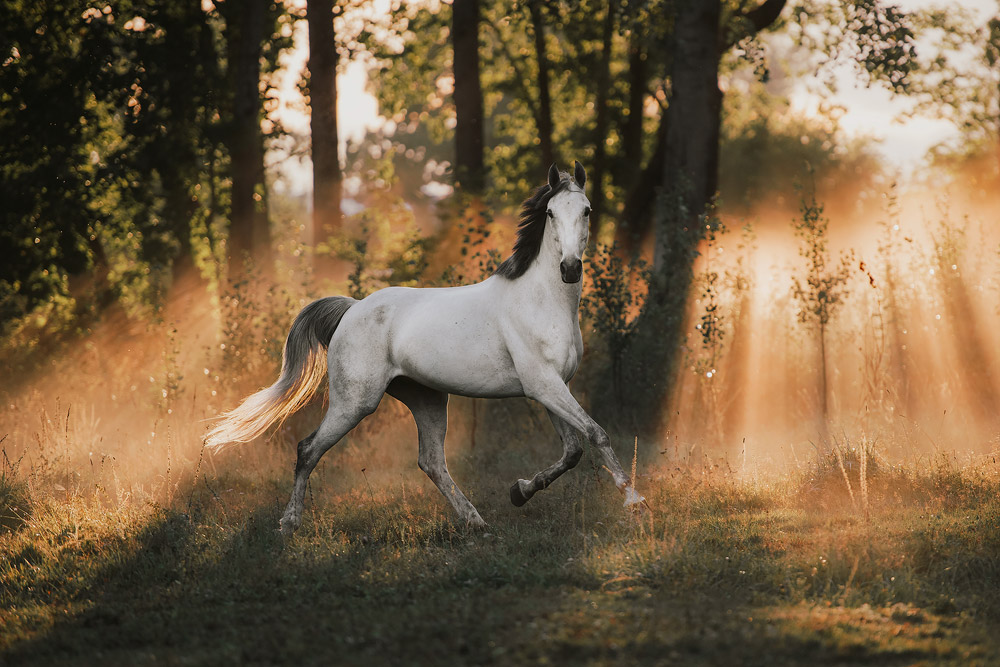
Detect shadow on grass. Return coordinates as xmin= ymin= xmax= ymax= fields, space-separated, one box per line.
xmin=1 ymin=488 xmax=590 ymax=666
xmin=4 ymin=458 xmax=1000 ymax=666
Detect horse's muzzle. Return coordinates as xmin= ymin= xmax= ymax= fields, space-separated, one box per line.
xmin=560 ymin=258 xmax=582 ymax=284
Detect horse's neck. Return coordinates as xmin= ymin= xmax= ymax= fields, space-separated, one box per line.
xmin=509 ymin=258 xmax=582 ymax=314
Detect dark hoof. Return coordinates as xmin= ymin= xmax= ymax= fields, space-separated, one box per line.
xmin=510 ymin=481 xmax=530 ymax=507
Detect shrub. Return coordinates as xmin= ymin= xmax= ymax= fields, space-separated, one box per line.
xmin=0 ymin=451 xmax=31 ymax=534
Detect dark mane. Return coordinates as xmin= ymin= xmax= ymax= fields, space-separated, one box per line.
xmin=494 ymin=173 xmax=575 ymax=280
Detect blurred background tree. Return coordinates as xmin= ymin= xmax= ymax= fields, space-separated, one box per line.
xmin=307 ymin=0 xmax=343 ymax=265
xmin=1 ymin=0 xmax=993 ymax=439
xmin=0 ymin=0 xmax=290 ymax=329
xmin=906 ymin=5 xmax=1000 ymax=200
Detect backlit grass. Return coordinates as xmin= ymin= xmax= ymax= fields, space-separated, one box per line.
xmin=2 ymin=438 xmax=998 ymax=666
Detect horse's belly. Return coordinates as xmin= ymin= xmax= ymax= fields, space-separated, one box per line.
xmin=391 ymin=316 xmax=524 ymax=397
xmin=410 ymin=366 xmax=523 ymax=398
xmin=400 ymin=347 xmax=524 ymax=398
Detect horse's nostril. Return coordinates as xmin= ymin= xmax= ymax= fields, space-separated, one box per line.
xmin=560 ymin=259 xmax=582 ymax=283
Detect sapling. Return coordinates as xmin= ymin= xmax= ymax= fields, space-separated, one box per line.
xmin=691 ymin=215 xmax=727 ymax=444
xmin=791 ymin=188 xmax=854 ymax=444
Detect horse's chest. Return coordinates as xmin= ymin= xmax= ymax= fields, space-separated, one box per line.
xmin=558 ymin=340 xmax=582 ymax=380
xmin=539 ymin=320 xmax=582 ymax=380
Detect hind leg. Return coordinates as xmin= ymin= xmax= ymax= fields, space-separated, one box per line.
xmin=387 ymin=377 xmax=485 ymax=528
xmin=279 ymin=391 xmax=381 ymax=536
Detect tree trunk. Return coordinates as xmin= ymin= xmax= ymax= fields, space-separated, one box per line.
xmin=163 ymin=166 xmax=198 ymax=284
xmin=616 ymin=108 xmax=667 ymax=251
xmin=157 ymin=5 xmax=204 ymax=287
xmin=452 ymin=0 xmax=485 ymax=194
xmin=616 ymin=0 xmax=723 ymax=436
xmin=307 ymin=0 xmax=342 ymax=270
xmin=224 ymin=0 xmax=271 ymax=280
xmin=597 ymin=0 xmax=788 ymax=435
xmin=623 ymin=27 xmax=647 ymax=180
xmin=528 ymin=0 xmax=554 ymax=169
xmin=654 ymin=1 xmax=721 ymax=274
xmin=200 ymin=11 xmax=223 ymax=259
xmin=588 ymin=1 xmax=615 ymax=241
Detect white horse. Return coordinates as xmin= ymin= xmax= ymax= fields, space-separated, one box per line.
xmin=206 ymin=162 xmax=644 ymax=534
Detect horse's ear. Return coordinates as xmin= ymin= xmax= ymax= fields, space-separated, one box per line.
xmin=574 ymin=160 xmax=587 ymax=188
xmin=547 ymin=163 xmax=560 ymax=190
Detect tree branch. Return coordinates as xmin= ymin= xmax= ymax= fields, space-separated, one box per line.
xmin=741 ymin=0 xmax=787 ymax=34
xmin=480 ymin=15 xmax=542 ymax=135
xmin=722 ymin=0 xmax=788 ymax=52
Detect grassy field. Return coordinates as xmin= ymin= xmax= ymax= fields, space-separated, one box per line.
xmin=4 ymin=157 xmax=1000 ymax=663
xmin=2 ymin=422 xmax=999 ymax=666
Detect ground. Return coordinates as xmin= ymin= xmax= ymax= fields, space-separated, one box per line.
xmin=1 ymin=431 xmax=999 ymax=666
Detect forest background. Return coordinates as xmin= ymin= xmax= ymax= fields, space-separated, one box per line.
xmin=3 ymin=0 xmax=1000 ymax=664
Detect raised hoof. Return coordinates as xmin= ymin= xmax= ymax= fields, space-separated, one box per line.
xmin=509 ymin=480 xmax=531 ymax=507
xmin=623 ymin=486 xmax=646 ymax=509
xmin=622 ymin=486 xmax=651 ymax=517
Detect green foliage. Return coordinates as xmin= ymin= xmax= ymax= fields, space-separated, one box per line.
xmin=791 ymin=0 xmax=918 ymax=93
xmin=0 ymin=0 xmax=215 ymax=321
xmin=0 ymin=0 xmax=292 ymax=336
xmin=581 ymin=242 xmax=649 ymax=404
xmin=791 ymin=189 xmax=854 ymax=329
xmin=719 ymin=87 xmax=886 ymax=213
xmin=1 ymin=0 xmax=105 ymax=324
xmin=218 ymin=263 xmax=299 ymax=394
xmin=323 ymin=202 xmax=429 ymax=299
xmin=909 ymin=6 xmax=999 ymax=164
xmin=692 ymin=216 xmax=727 ymax=378
xmin=847 ymin=0 xmax=919 ymax=90
xmin=439 ymin=203 xmax=503 ymax=285
xmin=362 ymin=0 xmax=658 ymax=210
xmin=582 ymin=243 xmax=647 ymax=344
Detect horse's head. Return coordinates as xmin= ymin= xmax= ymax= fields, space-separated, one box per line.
xmin=544 ymin=161 xmax=590 ymax=284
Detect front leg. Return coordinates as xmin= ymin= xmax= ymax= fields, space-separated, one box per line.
xmin=510 ymin=410 xmax=584 ymax=506
xmin=518 ymin=373 xmax=645 ymax=509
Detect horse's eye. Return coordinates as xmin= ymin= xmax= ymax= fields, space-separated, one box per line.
xmin=546 ymin=209 xmax=554 ymax=218
xmin=583 ymin=207 xmax=591 ymax=217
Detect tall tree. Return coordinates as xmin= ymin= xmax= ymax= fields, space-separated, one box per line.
xmin=0 ymin=0 xmax=96 ymax=325
xmin=619 ymin=0 xmax=918 ymax=435
xmin=0 ymin=0 xmax=231 ymax=326
xmin=221 ymin=0 xmax=272 ymax=278
xmin=528 ymin=0 xmax=555 ymax=169
xmin=653 ymin=0 xmax=723 ymax=276
xmin=622 ymin=26 xmax=648 ymax=178
xmin=307 ymin=0 xmax=343 ymax=262
xmin=134 ymin=1 xmax=227 ymax=283
xmin=452 ymin=0 xmax=486 ymax=193
xmin=588 ymin=0 xmax=616 ymax=240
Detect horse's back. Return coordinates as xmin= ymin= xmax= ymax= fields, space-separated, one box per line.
xmin=331 ymin=281 xmax=524 ymax=398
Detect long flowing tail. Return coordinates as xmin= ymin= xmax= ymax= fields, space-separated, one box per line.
xmin=204 ymin=296 xmax=357 ymax=450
